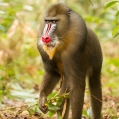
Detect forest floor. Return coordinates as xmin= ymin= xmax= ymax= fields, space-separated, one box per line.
xmin=0 ymin=78 xmax=119 ymax=119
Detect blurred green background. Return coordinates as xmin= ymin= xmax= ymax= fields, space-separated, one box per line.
xmin=0 ymin=0 xmax=119 ymax=118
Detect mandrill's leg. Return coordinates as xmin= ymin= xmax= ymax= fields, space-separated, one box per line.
xmin=58 ymin=78 xmax=70 ymax=119
xmin=88 ymin=67 xmax=102 ymax=119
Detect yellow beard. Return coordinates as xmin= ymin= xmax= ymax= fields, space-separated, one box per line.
xmin=43 ymin=45 xmax=57 ymax=60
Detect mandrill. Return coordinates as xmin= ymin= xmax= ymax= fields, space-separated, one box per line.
xmin=37 ymin=3 xmax=102 ymax=119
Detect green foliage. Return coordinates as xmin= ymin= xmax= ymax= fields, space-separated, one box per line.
xmin=0 ymin=1 xmax=22 ymax=33
xmin=46 ymin=91 xmax=69 ymax=118
xmin=112 ymin=25 xmax=119 ymax=38
xmin=105 ymin=1 xmax=119 ymax=9
xmin=27 ymin=104 xmax=42 ymax=117
xmin=0 ymin=24 xmax=6 ymax=32
xmin=105 ymin=1 xmax=119 ymax=38
xmin=103 ymin=57 xmax=119 ymax=79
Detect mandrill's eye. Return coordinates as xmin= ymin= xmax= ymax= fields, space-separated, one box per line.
xmin=52 ymin=21 xmax=56 ymax=23
xmin=45 ymin=19 xmax=59 ymax=24
xmin=44 ymin=20 xmax=50 ymax=23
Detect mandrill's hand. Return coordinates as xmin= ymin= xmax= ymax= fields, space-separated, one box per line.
xmin=39 ymin=95 xmax=48 ymax=114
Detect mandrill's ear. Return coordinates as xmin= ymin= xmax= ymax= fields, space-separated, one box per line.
xmin=67 ymin=10 xmax=71 ymax=17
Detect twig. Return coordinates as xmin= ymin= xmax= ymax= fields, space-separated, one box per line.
xmin=62 ymin=99 xmax=67 ymax=118
xmin=113 ymin=33 xmax=119 ymax=38
xmin=89 ymin=0 xmax=93 ymax=6
xmin=85 ymin=88 xmax=102 ymax=103
xmin=91 ymin=94 xmax=103 ymax=103
xmin=16 ymin=103 xmax=37 ymax=114
xmin=0 ymin=104 xmax=28 ymax=111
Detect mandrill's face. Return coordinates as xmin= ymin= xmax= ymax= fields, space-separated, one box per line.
xmin=37 ymin=4 xmax=70 ymax=59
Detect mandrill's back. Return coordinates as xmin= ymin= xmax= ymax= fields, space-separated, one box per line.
xmin=86 ymin=28 xmax=102 ymax=69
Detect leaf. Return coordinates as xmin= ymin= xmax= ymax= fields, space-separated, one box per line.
xmin=47 ymin=92 xmax=58 ymax=100
xmin=10 ymin=83 xmax=35 ymax=93
xmin=0 ymin=24 xmax=6 ymax=32
xmin=10 ymin=83 xmax=24 ymax=91
xmin=48 ymin=111 xmax=55 ymax=117
xmin=112 ymin=25 xmax=119 ymax=37
xmin=48 ymin=106 xmax=60 ymax=111
xmin=47 ymin=103 xmax=60 ymax=111
xmin=113 ymin=33 xmax=119 ymax=38
xmin=116 ymin=11 xmax=119 ymax=16
xmin=82 ymin=110 xmax=88 ymax=116
xmin=10 ymin=90 xmax=36 ymax=99
xmin=105 ymin=1 xmax=119 ymax=9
